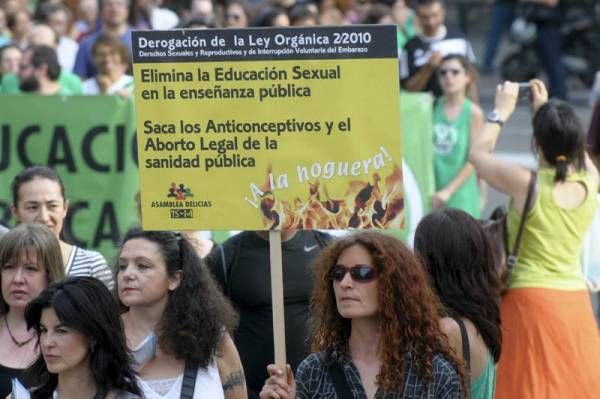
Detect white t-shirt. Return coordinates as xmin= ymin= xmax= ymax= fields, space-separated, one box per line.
xmin=82 ymin=75 xmax=134 ymax=95
xmin=151 ymin=8 xmax=180 ymax=30
xmin=138 ymin=361 xmax=224 ymax=399
xmin=57 ymin=36 xmax=79 ymax=72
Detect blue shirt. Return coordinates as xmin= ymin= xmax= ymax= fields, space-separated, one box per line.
xmin=73 ymin=27 xmax=134 ymax=79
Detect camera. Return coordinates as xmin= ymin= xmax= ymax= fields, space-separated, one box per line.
xmin=518 ymin=82 xmax=532 ymax=100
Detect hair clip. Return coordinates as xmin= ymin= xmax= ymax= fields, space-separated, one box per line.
xmin=555 ymin=155 xmax=567 ymax=162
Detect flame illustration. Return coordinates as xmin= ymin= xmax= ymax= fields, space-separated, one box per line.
xmin=258 ymin=164 xmax=404 ymax=229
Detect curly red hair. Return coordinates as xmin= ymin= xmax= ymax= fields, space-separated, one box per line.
xmin=310 ymin=231 xmax=467 ymax=394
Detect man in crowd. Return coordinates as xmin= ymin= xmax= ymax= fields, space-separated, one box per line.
xmin=73 ymin=0 xmax=133 ymax=79
xmin=40 ymin=3 xmax=80 ymax=72
xmin=527 ymin=0 xmax=567 ymax=100
xmin=17 ymin=45 xmax=71 ymax=95
xmin=400 ymin=0 xmax=476 ymax=98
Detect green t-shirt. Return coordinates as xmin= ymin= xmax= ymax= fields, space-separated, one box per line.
xmin=432 ymin=97 xmax=480 ymax=217
xmin=396 ymin=12 xmax=416 ymax=50
xmin=0 ymin=71 xmax=82 ymax=94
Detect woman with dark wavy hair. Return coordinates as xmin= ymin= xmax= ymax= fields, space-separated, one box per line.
xmin=414 ymin=209 xmax=501 ymax=399
xmin=116 ymin=228 xmax=246 ymax=399
xmin=22 ymin=276 xmax=140 ymax=398
xmin=260 ymin=231 xmax=465 ymax=398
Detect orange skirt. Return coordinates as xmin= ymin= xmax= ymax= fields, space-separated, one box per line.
xmin=496 ymin=288 xmax=600 ymax=399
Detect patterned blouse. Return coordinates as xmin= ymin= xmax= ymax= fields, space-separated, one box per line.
xmin=295 ymin=351 xmax=462 ymax=399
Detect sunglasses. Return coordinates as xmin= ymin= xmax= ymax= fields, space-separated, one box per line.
xmin=328 ymin=264 xmax=377 ymax=283
xmin=438 ymin=68 xmax=463 ymax=77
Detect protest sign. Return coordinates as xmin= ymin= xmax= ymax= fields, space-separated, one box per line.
xmin=0 ymin=96 xmax=139 ymax=262
xmin=132 ymin=26 xmax=403 ymax=231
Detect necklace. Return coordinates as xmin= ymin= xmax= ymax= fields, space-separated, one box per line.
xmin=4 ymin=314 xmax=35 ymax=347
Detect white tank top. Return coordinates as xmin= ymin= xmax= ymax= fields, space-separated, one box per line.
xmin=137 ymin=360 xmax=224 ymax=399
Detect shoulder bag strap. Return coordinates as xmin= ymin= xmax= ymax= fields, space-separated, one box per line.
xmin=508 ymin=171 xmax=537 ymax=272
xmin=328 ymin=362 xmax=353 ymax=398
xmin=65 ymin=246 xmax=78 ymax=275
xmin=225 ymin=233 xmax=244 ymax=297
xmin=180 ymin=361 xmax=197 ymax=399
xmin=454 ymin=318 xmax=471 ymax=375
xmin=218 ymin=233 xmax=244 ymax=297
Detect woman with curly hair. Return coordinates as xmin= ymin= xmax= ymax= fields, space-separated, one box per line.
xmin=116 ymin=228 xmax=247 ymax=399
xmin=414 ymin=209 xmax=501 ymax=399
xmin=259 ymin=231 xmax=465 ymax=398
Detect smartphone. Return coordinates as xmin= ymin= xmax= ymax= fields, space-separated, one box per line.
xmin=518 ymin=82 xmax=532 ymax=100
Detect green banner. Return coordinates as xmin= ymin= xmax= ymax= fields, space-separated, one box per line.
xmin=0 ymin=95 xmax=139 ymax=263
xmin=381 ymin=91 xmax=434 ymax=243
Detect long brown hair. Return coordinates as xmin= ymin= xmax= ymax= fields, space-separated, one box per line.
xmin=311 ymin=231 xmax=467 ymax=394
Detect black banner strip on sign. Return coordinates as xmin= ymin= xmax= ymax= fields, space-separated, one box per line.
xmin=132 ymin=25 xmax=397 ymax=63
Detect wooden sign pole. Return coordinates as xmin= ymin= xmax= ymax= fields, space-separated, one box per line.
xmin=269 ymin=229 xmax=287 ymax=369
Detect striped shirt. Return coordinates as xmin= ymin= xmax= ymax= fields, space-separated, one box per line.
xmin=295 ymin=351 xmax=462 ymax=399
xmin=65 ymin=246 xmax=114 ymax=290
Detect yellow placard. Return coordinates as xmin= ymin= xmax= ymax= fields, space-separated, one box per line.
xmin=132 ymin=26 xmax=402 ymax=230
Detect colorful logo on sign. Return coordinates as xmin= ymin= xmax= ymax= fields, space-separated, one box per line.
xmin=167 ymin=183 xmax=194 ymax=200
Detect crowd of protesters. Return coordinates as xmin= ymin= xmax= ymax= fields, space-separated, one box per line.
xmin=2 ymin=92 xmax=599 ymax=397
xmin=0 ymin=0 xmax=417 ymax=96
xmin=1 ymin=0 xmax=600 ymax=398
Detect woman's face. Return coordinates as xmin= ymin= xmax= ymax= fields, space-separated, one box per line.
xmin=332 ymin=244 xmax=379 ymax=320
xmin=93 ymin=43 xmax=125 ymax=76
xmin=1 ymin=247 xmax=48 ymax=311
xmin=225 ymin=3 xmax=248 ymax=28
xmin=438 ymin=58 xmax=470 ymax=95
xmin=11 ymin=177 xmax=68 ymax=238
xmin=40 ymin=307 xmax=90 ymax=375
xmin=117 ymin=238 xmax=181 ymax=309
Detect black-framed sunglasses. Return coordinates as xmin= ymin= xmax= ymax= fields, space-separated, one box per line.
xmin=438 ymin=68 xmax=462 ymax=77
xmin=328 ymin=264 xmax=377 ymax=283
